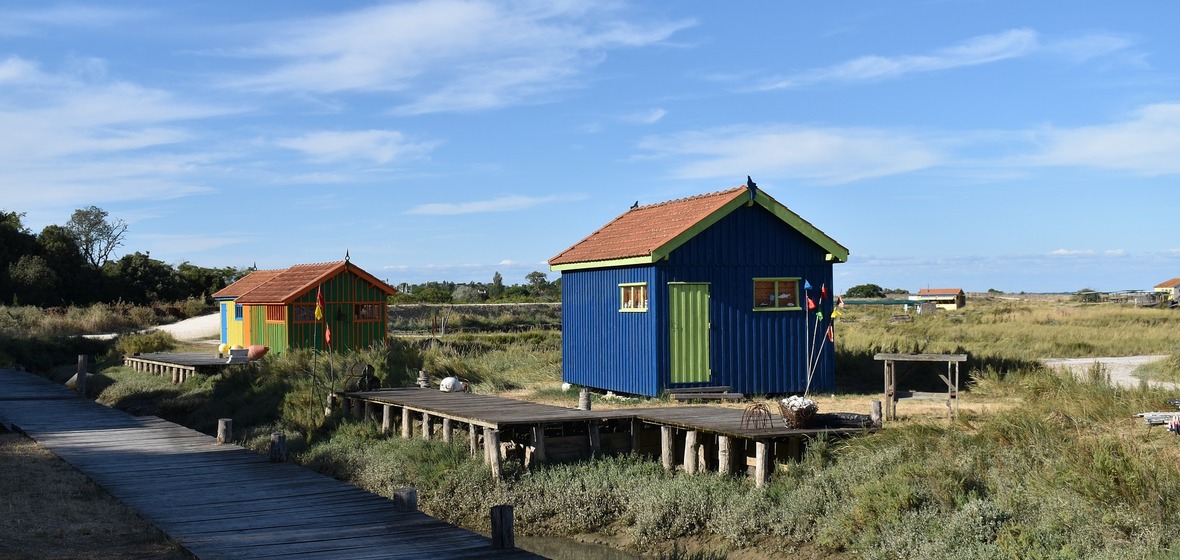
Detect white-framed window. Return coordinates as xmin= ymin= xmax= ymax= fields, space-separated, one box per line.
xmin=620 ymin=283 xmax=649 ymax=312
xmin=753 ymin=278 xmax=801 ymax=311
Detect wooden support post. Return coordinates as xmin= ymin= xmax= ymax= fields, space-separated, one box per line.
xmin=469 ymin=424 xmax=478 ymax=456
xmin=871 ymin=400 xmax=883 ymax=428
xmin=718 ymin=435 xmax=732 ymax=475
xmin=325 ymin=393 xmax=337 ymax=417
xmin=268 ymin=432 xmax=287 ymax=462
xmin=528 ymin=424 xmax=546 ymax=468
xmin=401 ymin=408 xmax=411 ymax=439
xmin=75 ymin=355 xmax=87 ymax=396
xmin=342 ymin=396 xmax=352 ymax=415
xmin=422 ymin=412 xmax=433 ymax=440
xmin=393 ymin=488 xmax=418 ymax=512
xmin=381 ymin=405 xmax=393 ymax=435
xmin=787 ymin=436 xmax=802 ymax=462
xmin=442 ymin=418 xmax=453 ymax=444
xmin=490 ymin=505 xmax=515 ymax=550
xmin=171 ymin=368 xmax=180 ymax=384
xmin=660 ymin=426 xmax=674 ymax=471
xmin=352 ymin=398 xmax=364 ymax=419
xmin=755 ymin=441 xmax=769 ymax=488
xmin=365 ymin=401 xmax=375 ymax=423
xmin=683 ymin=430 xmax=699 ymax=475
xmin=484 ymin=427 xmax=502 ymax=480
xmin=216 ymin=418 xmax=232 ymax=444
xmin=630 ymin=419 xmax=641 ymax=453
xmin=588 ymin=421 xmax=601 ymax=457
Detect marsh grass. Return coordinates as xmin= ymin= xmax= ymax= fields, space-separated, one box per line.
xmin=62 ymin=298 xmax=1180 ymax=558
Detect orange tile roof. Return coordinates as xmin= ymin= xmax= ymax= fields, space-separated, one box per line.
xmin=917 ymin=288 xmax=964 ymax=296
xmin=1155 ymin=278 xmax=1180 ymax=289
xmin=549 ymin=187 xmax=750 ymax=266
xmin=211 ymin=269 xmax=282 ymax=299
xmin=215 ymin=260 xmax=396 ymax=304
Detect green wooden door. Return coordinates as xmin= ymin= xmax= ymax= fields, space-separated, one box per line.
xmin=669 ymin=283 xmax=711 ymax=384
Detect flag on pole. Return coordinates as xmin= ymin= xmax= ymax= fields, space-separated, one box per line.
xmin=837 ymin=296 xmax=845 ymax=309
xmin=821 ymin=283 xmax=828 ymax=300
xmin=826 ymin=325 xmax=834 ymax=341
xmin=803 ymin=279 xmax=812 ymax=292
xmin=315 ymin=285 xmax=325 ymax=321
xmin=324 ymin=322 xmax=332 ymax=347
xmin=807 ymin=296 xmax=816 ymax=310
xmin=832 ymin=308 xmax=843 ymax=318
xmin=815 ymin=310 xmax=824 ymax=322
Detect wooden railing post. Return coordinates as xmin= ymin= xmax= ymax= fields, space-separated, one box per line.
xmin=75 ymin=355 xmax=87 ymax=395
xmin=217 ymin=418 xmax=232 ymax=444
xmin=490 ymin=505 xmax=515 ymax=549
xmin=393 ymin=488 xmax=418 ymax=512
xmin=269 ymin=432 xmax=287 ymax=462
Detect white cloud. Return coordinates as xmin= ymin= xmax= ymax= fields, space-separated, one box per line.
xmin=621 ymin=108 xmax=667 ymax=125
xmin=1024 ymin=103 xmax=1180 ymax=174
xmin=638 ymin=124 xmax=941 ymax=184
xmin=1043 ymin=33 xmax=1141 ymax=66
xmin=405 ymin=194 xmax=587 ymax=215
xmin=757 ymin=28 xmax=1038 ymax=90
xmin=276 ymin=130 xmax=439 ymax=164
xmin=230 ymin=0 xmax=692 ymax=113
xmin=1050 ymin=249 xmax=1095 ymax=256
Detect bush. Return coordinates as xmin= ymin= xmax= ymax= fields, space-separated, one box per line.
xmin=114 ymin=330 xmax=176 ymax=355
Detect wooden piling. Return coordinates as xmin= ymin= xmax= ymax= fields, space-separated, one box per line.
xmin=588 ymin=421 xmax=601 ymax=457
xmin=871 ymin=400 xmax=882 ymax=428
xmin=755 ymin=441 xmax=769 ymax=487
xmin=528 ymin=424 xmax=546 ymax=468
xmin=382 ymin=405 xmax=393 ymax=435
xmin=683 ymin=430 xmax=699 ymax=474
xmin=422 ymin=412 xmax=433 ymax=440
xmin=469 ymin=424 xmax=478 ymax=456
xmin=442 ymin=418 xmax=453 ymax=444
xmin=75 ymin=355 xmax=87 ymax=396
xmin=393 ymin=488 xmax=418 ymax=512
xmin=660 ymin=426 xmax=674 ymax=471
xmin=401 ymin=408 xmax=411 ymax=439
xmin=718 ymin=435 xmax=733 ymax=475
xmin=484 ymin=428 xmax=502 ymax=480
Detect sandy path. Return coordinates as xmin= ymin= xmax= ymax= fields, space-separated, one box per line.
xmin=1041 ymin=355 xmax=1175 ymax=390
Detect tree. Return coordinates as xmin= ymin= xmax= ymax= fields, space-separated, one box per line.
xmin=8 ymin=255 xmax=59 ymax=306
xmin=525 ymin=271 xmax=549 ymax=296
xmin=103 ymin=252 xmax=185 ymax=304
xmin=488 ymin=271 xmax=504 ymax=299
xmin=451 ymin=285 xmax=482 ymax=303
xmin=844 ymin=283 xmax=886 ymax=299
xmin=66 ymin=206 xmax=128 ymax=268
xmin=0 ymin=210 xmax=38 ymax=302
xmin=37 ymin=224 xmax=94 ymax=305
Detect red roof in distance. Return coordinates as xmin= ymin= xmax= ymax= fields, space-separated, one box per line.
xmin=213 ymin=260 xmax=396 ymax=304
xmin=1155 ymin=278 xmax=1180 ymax=289
xmin=916 ymin=288 xmax=964 ymax=296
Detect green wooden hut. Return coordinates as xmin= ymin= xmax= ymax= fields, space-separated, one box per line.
xmin=212 ymin=258 xmax=397 ymax=353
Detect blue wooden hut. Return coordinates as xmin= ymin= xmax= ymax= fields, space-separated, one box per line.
xmin=548 ymin=182 xmax=848 ymax=397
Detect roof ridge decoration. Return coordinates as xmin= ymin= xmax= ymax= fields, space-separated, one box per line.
xmin=549 ymin=183 xmax=848 ymax=272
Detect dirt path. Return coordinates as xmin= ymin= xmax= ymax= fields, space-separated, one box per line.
xmin=1041 ymin=355 xmax=1176 ymax=390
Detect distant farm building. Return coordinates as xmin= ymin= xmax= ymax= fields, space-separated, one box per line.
xmin=909 ymin=288 xmax=966 ymax=310
xmin=549 ymin=182 xmax=848 ymax=397
xmin=1154 ymin=278 xmax=1180 ymax=301
xmin=212 ymin=259 xmax=396 ymax=353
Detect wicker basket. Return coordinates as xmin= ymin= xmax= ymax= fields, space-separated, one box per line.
xmin=779 ymin=402 xmax=817 ymax=429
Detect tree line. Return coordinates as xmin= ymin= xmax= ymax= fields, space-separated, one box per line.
xmin=1 ymin=208 xmax=245 ymax=307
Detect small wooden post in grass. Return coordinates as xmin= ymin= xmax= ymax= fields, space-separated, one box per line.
xmin=382 ymin=405 xmax=393 ymax=435
xmin=422 ymin=412 xmax=433 ymax=440
xmin=469 ymin=424 xmax=479 ymax=456
xmin=660 ymin=426 xmax=674 ymax=471
xmin=401 ymin=408 xmax=411 ymax=439
xmin=393 ymin=488 xmax=418 ymax=512
xmin=269 ymin=432 xmax=287 ymax=462
xmin=528 ymin=423 xmax=546 ymax=468
xmin=490 ymin=505 xmax=515 ymax=550
xmin=324 ymin=393 xmax=337 ymax=417
xmin=871 ymin=400 xmax=883 ymax=428
xmin=683 ymin=430 xmax=699 ymax=475
xmin=217 ymin=418 xmax=232 ymax=445
xmin=442 ymin=417 xmax=453 ymax=444
xmin=718 ymin=435 xmax=733 ymax=475
xmin=75 ymin=355 xmax=87 ymax=396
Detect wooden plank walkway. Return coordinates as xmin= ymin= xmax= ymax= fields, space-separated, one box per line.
xmin=123 ymin=352 xmax=246 ymax=384
xmin=0 ymin=369 xmax=541 ymax=560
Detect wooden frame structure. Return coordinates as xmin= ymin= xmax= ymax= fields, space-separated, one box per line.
xmin=874 ymin=353 xmax=967 ymax=421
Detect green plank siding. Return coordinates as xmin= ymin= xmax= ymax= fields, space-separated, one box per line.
xmin=286 ymin=268 xmax=389 ymax=353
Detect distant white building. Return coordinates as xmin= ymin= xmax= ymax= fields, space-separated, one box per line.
xmin=909 ymin=288 xmax=966 ymax=311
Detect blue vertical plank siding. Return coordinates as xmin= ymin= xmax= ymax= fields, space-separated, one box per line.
xmin=561 ymin=266 xmax=660 ymax=397
xmin=559 ymin=202 xmax=839 ymax=397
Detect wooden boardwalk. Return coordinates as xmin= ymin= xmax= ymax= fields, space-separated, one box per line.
xmin=123 ymin=352 xmax=246 ymax=384
xmin=0 ymin=369 xmax=541 ymax=560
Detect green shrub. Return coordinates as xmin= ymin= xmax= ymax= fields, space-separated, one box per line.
xmin=114 ymin=330 xmax=176 ymax=355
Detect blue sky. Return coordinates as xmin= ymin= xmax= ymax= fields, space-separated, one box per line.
xmin=3 ymin=1 xmax=1178 ymax=294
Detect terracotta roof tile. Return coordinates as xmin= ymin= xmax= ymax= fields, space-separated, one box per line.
xmin=549 ymin=187 xmax=747 ymax=266
xmin=1155 ymin=278 xmax=1180 ymax=289
xmin=213 ymin=260 xmax=397 ymax=304
xmin=211 ymin=269 xmax=283 ymax=299
xmin=916 ymin=288 xmax=964 ymax=296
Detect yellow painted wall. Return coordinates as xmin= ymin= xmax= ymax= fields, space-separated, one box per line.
xmin=222 ymin=301 xmax=247 ymax=346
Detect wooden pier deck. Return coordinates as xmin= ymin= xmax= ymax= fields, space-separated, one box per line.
xmin=123 ymin=352 xmax=247 ymax=384
xmin=0 ymin=369 xmax=541 ymax=560
xmin=341 ymin=388 xmax=873 ymax=485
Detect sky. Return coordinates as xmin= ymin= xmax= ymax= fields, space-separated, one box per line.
xmin=2 ymin=1 xmax=1178 ymax=294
